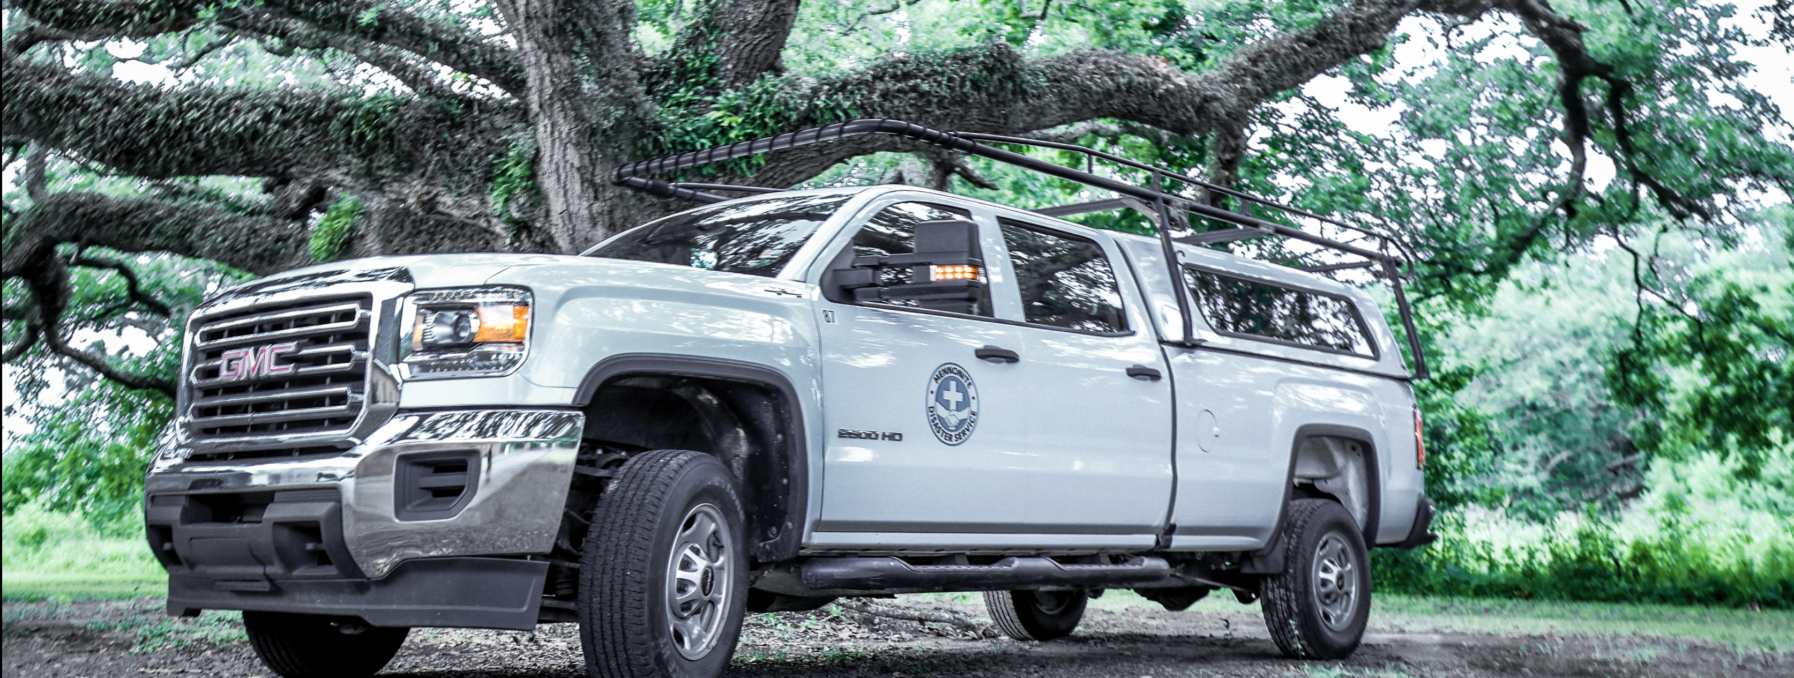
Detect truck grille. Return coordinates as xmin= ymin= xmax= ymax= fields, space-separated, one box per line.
xmin=186 ymin=296 xmax=372 ymax=440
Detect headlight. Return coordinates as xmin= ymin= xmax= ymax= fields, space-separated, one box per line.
xmin=400 ymin=286 xmax=532 ymax=379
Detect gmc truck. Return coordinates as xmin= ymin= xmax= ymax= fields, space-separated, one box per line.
xmin=143 ymin=120 xmax=1436 ymax=678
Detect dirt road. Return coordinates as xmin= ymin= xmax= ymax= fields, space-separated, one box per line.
xmin=4 ymin=594 xmax=1787 ymax=677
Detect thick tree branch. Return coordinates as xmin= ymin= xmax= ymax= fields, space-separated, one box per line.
xmin=12 ymin=0 xmax=526 ymax=95
xmin=233 ymin=14 xmax=455 ymax=98
xmin=252 ymin=0 xmax=526 ymax=95
xmin=1030 ymin=120 xmax=1179 ymax=147
xmin=1493 ymin=0 xmax=1712 ymax=222
xmin=4 ymin=57 xmax=351 ymax=179
xmin=4 ymin=239 xmax=176 ymax=397
xmin=6 ymin=55 xmax=519 ymax=229
xmin=1206 ymin=123 xmax=1248 ymax=204
xmin=3 ymin=24 xmax=83 ymax=58
xmin=24 ymin=143 xmax=49 ymax=200
xmin=667 ymin=0 xmax=802 ymax=90
xmin=5 ymin=192 xmax=312 ymax=277
xmin=718 ymin=0 xmax=1419 ymax=190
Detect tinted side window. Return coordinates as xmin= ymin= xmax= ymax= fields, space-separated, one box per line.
xmin=848 ymin=202 xmax=992 ymax=317
xmin=1183 ymin=269 xmax=1374 ymax=356
xmin=998 ymin=219 xmax=1128 ymax=333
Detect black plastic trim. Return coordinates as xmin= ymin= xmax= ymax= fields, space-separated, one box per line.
xmin=1192 ymin=343 xmax=1410 ymax=383
xmin=1394 ymin=496 xmax=1438 ymax=549
xmin=811 ymin=520 xmax=1148 ymax=535
xmin=166 ymin=557 xmax=547 ymax=630
xmin=1241 ymin=424 xmax=1383 ymax=574
xmin=573 ymin=354 xmax=808 ymax=561
xmin=802 ymin=556 xmax=1170 ymax=591
xmin=393 ymin=449 xmax=481 ymax=521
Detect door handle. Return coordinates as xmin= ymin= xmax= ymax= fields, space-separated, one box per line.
xmin=975 ymin=346 xmax=1020 ymax=363
xmin=1126 ymin=365 xmax=1163 ymax=381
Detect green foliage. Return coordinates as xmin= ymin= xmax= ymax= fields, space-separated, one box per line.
xmin=1608 ymin=216 xmax=1794 ymax=480
xmin=1374 ymin=480 xmax=1794 ymax=609
xmin=309 ymin=194 xmax=364 ymax=262
xmin=489 ymin=136 xmax=539 ymax=226
xmin=1 ymin=385 xmax=171 ymax=521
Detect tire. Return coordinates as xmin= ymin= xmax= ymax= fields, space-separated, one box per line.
xmin=1259 ymin=498 xmax=1372 ymax=659
xmin=983 ymin=589 xmax=1087 ymax=640
xmin=579 ymin=449 xmax=749 ymax=678
xmin=242 ymin=611 xmax=408 ymax=678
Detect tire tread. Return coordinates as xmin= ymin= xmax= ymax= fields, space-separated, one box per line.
xmin=1259 ymin=498 xmax=1369 ymax=660
xmin=578 ymin=449 xmax=743 ymax=678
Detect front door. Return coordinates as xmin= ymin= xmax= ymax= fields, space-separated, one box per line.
xmin=810 ymin=198 xmax=1036 ymax=536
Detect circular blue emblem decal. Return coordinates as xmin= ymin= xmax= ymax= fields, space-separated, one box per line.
xmin=925 ymin=363 xmax=980 ymax=446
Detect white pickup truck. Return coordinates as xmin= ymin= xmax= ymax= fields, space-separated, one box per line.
xmin=144 ymin=121 xmax=1436 ymax=678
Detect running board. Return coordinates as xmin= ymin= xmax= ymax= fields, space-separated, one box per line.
xmin=801 ymin=556 xmax=1172 ymax=591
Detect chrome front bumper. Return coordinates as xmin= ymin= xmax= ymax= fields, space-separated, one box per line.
xmin=146 ymin=409 xmax=583 ymax=581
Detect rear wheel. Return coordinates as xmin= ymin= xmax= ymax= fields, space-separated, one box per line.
xmin=1260 ymin=498 xmax=1371 ymax=659
xmin=242 ymin=611 xmax=407 ymax=678
xmin=578 ymin=449 xmax=749 ymax=678
xmin=983 ymin=589 xmax=1087 ymax=640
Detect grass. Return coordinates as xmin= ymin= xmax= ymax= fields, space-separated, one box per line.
xmin=2 ymin=501 xmax=167 ymax=602
xmin=2 ymin=574 xmax=166 ymax=601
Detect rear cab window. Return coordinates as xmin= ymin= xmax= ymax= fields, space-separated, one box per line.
xmin=1182 ymin=268 xmax=1376 ymax=358
xmin=997 ymin=218 xmax=1128 ymax=334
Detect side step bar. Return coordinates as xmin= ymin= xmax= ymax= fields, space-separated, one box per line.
xmin=802 ymin=556 xmax=1171 ymax=591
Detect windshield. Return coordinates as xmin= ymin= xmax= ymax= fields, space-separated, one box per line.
xmin=585 ymin=194 xmax=851 ymax=277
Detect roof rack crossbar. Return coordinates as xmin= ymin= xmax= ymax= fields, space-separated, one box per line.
xmin=954 ymin=132 xmax=1366 ymax=233
xmin=1296 ymin=261 xmax=1377 ymax=273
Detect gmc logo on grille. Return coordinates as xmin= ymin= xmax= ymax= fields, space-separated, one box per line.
xmin=219 ymin=342 xmax=299 ymax=381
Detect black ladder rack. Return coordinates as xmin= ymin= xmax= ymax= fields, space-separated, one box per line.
xmin=612 ymin=118 xmax=1427 ymax=379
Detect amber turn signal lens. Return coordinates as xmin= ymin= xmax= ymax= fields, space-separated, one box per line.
xmin=930 ymin=265 xmax=979 ymax=281
xmin=474 ymin=304 xmax=530 ymax=343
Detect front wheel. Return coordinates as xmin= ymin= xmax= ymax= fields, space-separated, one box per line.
xmin=983 ymin=589 xmax=1087 ymax=640
xmin=1259 ymin=498 xmax=1372 ymax=659
xmin=579 ymin=449 xmax=749 ymax=678
xmin=242 ymin=611 xmax=408 ymax=678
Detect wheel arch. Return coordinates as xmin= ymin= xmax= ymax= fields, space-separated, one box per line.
xmin=574 ymin=354 xmax=808 ymax=562
xmin=1243 ymin=423 xmax=1382 ymax=575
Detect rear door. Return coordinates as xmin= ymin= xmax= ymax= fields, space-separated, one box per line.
xmin=986 ymin=215 xmax=1175 ymax=537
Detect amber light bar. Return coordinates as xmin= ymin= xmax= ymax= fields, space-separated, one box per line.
xmin=930 ymin=265 xmax=979 ymax=281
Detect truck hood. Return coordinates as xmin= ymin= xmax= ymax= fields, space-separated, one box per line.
xmin=222 ymin=253 xmax=579 ymax=298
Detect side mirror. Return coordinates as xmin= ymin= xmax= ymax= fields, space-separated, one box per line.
xmin=825 ymin=219 xmax=984 ymax=310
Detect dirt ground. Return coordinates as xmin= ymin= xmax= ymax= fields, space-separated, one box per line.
xmin=3 ymin=594 xmax=1788 ymax=678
